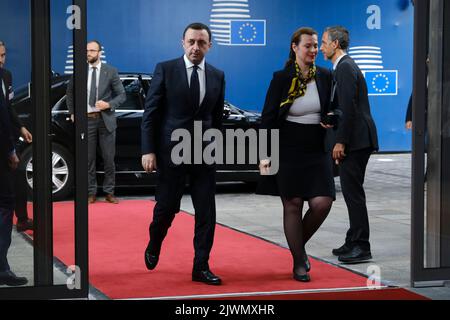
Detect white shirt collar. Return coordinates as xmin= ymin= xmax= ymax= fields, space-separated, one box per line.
xmin=333 ymin=53 xmax=347 ymax=70
xmin=183 ymin=55 xmax=205 ymax=71
xmin=1 ymin=79 xmax=6 ymax=97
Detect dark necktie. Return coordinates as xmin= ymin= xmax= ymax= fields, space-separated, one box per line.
xmin=89 ymin=67 xmax=98 ymax=108
xmin=190 ymin=65 xmax=200 ymax=109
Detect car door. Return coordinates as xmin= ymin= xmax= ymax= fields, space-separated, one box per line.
xmin=219 ymin=102 xmax=258 ymax=173
xmin=114 ymin=77 xmax=146 ymax=172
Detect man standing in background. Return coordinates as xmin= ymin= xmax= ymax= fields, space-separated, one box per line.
xmin=0 ymin=66 xmax=28 ymax=286
xmin=320 ymin=26 xmax=379 ymax=264
xmin=67 ymin=40 xmax=126 ymax=204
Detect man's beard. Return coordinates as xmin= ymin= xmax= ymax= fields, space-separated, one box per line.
xmin=88 ymin=56 xmax=99 ymax=64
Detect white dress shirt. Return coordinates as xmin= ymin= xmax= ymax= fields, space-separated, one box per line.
xmin=87 ymin=61 xmax=102 ymax=113
xmin=184 ymin=55 xmax=206 ymax=106
xmin=1 ymin=79 xmax=5 ymax=97
xmin=333 ymin=53 xmax=347 ymax=70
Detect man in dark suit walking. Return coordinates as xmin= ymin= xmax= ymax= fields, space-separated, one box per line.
xmin=67 ymin=40 xmax=126 ymax=204
xmin=0 ymin=67 xmax=28 ymax=286
xmin=141 ymin=23 xmax=225 ymax=285
xmin=0 ymin=41 xmax=34 ymax=232
xmin=320 ymin=26 xmax=379 ymax=263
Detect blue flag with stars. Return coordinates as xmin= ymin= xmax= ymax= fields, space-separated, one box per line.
xmin=365 ymin=71 xmax=398 ymax=96
xmin=230 ymin=20 xmax=266 ymax=46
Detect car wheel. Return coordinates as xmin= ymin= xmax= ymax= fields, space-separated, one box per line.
xmin=20 ymin=143 xmax=74 ymax=201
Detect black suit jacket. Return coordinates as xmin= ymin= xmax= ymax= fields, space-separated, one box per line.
xmin=0 ymin=68 xmax=15 ymax=166
xmin=260 ymin=63 xmax=335 ymax=151
xmin=333 ymin=55 xmax=379 ymax=152
xmin=1 ymin=68 xmax=23 ymax=136
xmin=141 ymin=57 xmax=225 ymax=159
xmin=66 ymin=63 xmax=126 ymax=133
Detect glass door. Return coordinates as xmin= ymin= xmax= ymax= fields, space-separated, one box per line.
xmin=411 ymin=0 xmax=450 ymax=287
xmin=0 ymin=0 xmax=88 ymax=299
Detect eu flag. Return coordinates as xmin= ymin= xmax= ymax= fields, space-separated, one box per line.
xmin=365 ymin=70 xmax=398 ymax=96
xmin=230 ymin=20 xmax=266 ymax=46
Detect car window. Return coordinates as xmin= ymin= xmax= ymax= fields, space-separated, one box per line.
xmin=11 ymin=83 xmax=30 ymax=102
xmin=51 ymin=78 xmax=146 ymax=112
xmin=118 ymin=79 xmax=144 ymax=111
xmin=141 ymin=79 xmax=151 ymax=98
xmin=52 ymin=96 xmax=68 ymax=112
xmin=225 ymin=102 xmax=243 ymax=115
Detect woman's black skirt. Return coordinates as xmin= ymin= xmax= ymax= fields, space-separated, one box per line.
xmin=275 ymin=121 xmax=335 ymax=200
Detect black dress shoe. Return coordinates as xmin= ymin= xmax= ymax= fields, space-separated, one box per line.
xmin=332 ymin=244 xmax=352 ymax=256
xmin=144 ymin=249 xmax=159 ymax=270
xmin=293 ymin=272 xmax=311 ymax=282
xmin=0 ymin=271 xmax=28 ymax=286
xmin=16 ymin=219 xmax=33 ymax=232
xmin=338 ymin=246 xmax=372 ymax=264
xmin=192 ymin=270 xmax=222 ymax=285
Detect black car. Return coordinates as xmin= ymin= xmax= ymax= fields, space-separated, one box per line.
xmin=12 ymin=73 xmax=262 ymax=200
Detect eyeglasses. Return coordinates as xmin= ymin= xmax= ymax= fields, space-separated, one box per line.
xmin=87 ymin=50 xmax=100 ymax=53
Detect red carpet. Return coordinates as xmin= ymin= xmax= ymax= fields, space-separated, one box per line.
xmin=205 ymin=288 xmax=429 ymax=300
xmin=20 ymin=200 xmax=426 ymax=300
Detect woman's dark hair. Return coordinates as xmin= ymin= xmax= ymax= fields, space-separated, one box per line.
xmin=285 ymin=27 xmax=318 ymax=68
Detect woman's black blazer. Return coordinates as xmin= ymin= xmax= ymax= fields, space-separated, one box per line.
xmin=260 ymin=63 xmax=334 ymax=151
xmin=256 ymin=64 xmax=334 ymax=196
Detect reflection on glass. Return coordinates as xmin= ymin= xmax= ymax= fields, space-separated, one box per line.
xmin=441 ymin=0 xmax=450 ymax=268
xmin=0 ymin=9 xmax=34 ymax=287
xmin=51 ymin=0 xmax=76 ymax=285
xmin=52 ymin=201 xmax=74 ymax=286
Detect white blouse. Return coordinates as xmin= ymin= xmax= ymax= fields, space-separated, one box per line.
xmin=286 ymin=80 xmax=321 ymax=125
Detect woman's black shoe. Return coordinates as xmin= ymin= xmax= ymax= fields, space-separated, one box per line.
xmin=293 ymin=263 xmax=310 ymax=282
xmin=305 ymin=257 xmax=311 ymax=272
xmin=303 ymin=252 xmax=311 ymax=272
xmin=293 ymin=272 xmax=311 ymax=282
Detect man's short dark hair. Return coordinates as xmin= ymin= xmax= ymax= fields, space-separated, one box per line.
xmin=88 ymin=40 xmax=102 ymax=51
xmin=183 ymin=23 xmax=212 ymax=42
xmin=0 ymin=40 xmax=5 ymax=48
xmin=325 ymin=26 xmax=350 ymax=51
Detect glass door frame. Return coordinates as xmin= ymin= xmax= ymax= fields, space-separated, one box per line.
xmin=411 ymin=0 xmax=450 ymax=287
xmin=0 ymin=0 xmax=89 ymax=299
